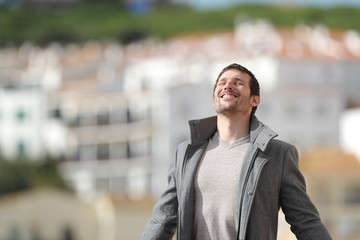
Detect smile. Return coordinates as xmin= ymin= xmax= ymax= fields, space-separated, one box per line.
xmin=220 ymin=91 xmax=239 ymax=98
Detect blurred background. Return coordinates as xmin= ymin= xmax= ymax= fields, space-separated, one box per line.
xmin=0 ymin=0 xmax=360 ymax=239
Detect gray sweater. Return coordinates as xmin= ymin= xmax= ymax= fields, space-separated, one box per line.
xmin=192 ymin=133 xmax=250 ymax=239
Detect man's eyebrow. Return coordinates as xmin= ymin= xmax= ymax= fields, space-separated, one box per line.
xmin=218 ymin=76 xmax=245 ymax=83
xmin=217 ymin=77 xmax=227 ymax=83
xmin=229 ymin=77 xmax=245 ymax=83
xmin=233 ymin=77 xmax=244 ymax=82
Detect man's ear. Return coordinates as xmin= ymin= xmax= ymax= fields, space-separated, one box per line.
xmin=251 ymin=95 xmax=260 ymax=107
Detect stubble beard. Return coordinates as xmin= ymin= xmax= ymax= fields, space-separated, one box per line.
xmin=214 ymin=95 xmax=251 ymax=117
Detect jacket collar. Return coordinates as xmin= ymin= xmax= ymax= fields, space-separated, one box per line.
xmin=188 ymin=115 xmax=277 ymax=151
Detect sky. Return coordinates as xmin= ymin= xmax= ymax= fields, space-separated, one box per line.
xmin=174 ymin=0 xmax=360 ymax=11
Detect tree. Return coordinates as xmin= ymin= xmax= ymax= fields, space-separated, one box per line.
xmin=0 ymin=156 xmax=70 ymax=196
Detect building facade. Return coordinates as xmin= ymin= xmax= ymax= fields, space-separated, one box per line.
xmin=0 ymin=22 xmax=359 ymax=201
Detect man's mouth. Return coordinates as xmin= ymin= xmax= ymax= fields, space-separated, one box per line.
xmin=220 ymin=91 xmax=238 ymax=99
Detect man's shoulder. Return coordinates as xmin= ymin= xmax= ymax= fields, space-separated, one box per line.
xmin=255 ymin=118 xmax=295 ymax=151
xmin=270 ymin=138 xmax=293 ymax=147
xmin=267 ymin=138 xmax=297 ymax=155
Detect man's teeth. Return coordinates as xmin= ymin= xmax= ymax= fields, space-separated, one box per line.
xmin=222 ymin=94 xmax=236 ymax=98
xmin=222 ymin=94 xmax=237 ymax=99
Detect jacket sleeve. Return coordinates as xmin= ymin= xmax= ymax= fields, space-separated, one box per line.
xmin=140 ymin=148 xmax=179 ymax=240
xmin=280 ymin=145 xmax=332 ymax=240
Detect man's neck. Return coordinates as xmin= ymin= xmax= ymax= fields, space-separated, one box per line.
xmin=217 ymin=114 xmax=251 ymax=143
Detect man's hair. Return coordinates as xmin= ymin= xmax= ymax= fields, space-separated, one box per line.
xmin=213 ymin=63 xmax=260 ymax=115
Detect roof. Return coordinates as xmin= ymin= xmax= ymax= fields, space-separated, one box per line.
xmin=300 ymin=147 xmax=360 ymax=172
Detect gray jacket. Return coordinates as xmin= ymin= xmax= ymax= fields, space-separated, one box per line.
xmin=141 ymin=116 xmax=332 ymax=240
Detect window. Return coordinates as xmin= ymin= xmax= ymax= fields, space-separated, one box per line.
xmin=79 ymin=113 xmax=95 ymax=126
xmin=110 ymin=142 xmax=128 ymax=159
xmin=68 ymin=115 xmax=80 ymax=128
xmin=17 ymin=141 xmax=26 ymax=157
xmin=110 ymin=108 xmax=128 ymax=124
xmin=128 ymin=138 xmax=151 ymax=158
xmin=79 ymin=144 xmax=96 ymax=161
xmin=345 ymin=185 xmax=360 ymax=205
xmin=65 ymin=149 xmax=79 ymax=161
xmin=62 ymin=227 xmax=74 ymax=240
xmin=49 ymin=106 xmax=62 ymax=119
xmin=68 ymin=113 xmax=96 ymax=127
xmin=128 ymin=102 xmax=151 ymax=123
xmin=126 ymin=108 xmax=131 ymax=123
xmin=97 ymin=110 xmax=110 ymax=126
xmin=97 ymin=143 xmax=110 ymax=160
xmin=16 ymin=109 xmax=27 ymax=122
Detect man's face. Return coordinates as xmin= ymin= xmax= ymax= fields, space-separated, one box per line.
xmin=213 ymin=69 xmax=256 ymax=117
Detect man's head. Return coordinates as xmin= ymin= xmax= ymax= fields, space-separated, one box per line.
xmin=213 ymin=63 xmax=260 ymax=116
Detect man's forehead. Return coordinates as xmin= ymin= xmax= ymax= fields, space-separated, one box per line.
xmin=219 ymin=69 xmax=251 ymax=81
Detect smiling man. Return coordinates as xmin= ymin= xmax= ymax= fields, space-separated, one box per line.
xmin=140 ymin=63 xmax=332 ymax=240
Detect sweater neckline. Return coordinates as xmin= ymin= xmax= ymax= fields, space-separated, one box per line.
xmin=212 ymin=132 xmax=250 ymax=150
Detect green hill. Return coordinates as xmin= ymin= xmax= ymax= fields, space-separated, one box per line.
xmin=0 ymin=3 xmax=359 ymax=46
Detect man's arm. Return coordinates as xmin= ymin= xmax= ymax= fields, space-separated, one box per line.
xmin=280 ymin=145 xmax=332 ymax=240
xmin=140 ymin=150 xmax=179 ymax=240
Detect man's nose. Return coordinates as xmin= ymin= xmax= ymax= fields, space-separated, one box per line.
xmin=224 ymin=81 xmax=233 ymax=89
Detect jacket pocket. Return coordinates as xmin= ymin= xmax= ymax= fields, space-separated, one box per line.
xmin=247 ymin=210 xmax=278 ymax=240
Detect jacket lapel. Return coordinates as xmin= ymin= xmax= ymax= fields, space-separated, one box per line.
xmin=237 ymin=116 xmax=277 ymax=239
xmin=178 ymin=142 xmax=208 ymax=239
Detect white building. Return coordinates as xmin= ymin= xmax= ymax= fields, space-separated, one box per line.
xmin=256 ymin=82 xmax=345 ymax=151
xmin=340 ymin=108 xmax=360 ymax=161
xmin=56 ymin=74 xmax=214 ymax=200
xmin=0 ymin=88 xmax=65 ymax=160
xmin=0 ymin=44 xmax=66 ymax=160
xmin=0 ymin=88 xmax=44 ymax=159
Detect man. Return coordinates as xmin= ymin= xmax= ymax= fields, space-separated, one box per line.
xmin=141 ymin=63 xmax=332 ymax=240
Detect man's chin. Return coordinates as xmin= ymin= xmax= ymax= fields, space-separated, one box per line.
xmin=215 ymin=107 xmax=237 ymax=115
